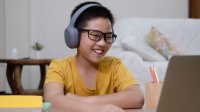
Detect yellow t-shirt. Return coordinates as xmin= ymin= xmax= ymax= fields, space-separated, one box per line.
xmin=44 ymin=56 xmax=137 ymax=96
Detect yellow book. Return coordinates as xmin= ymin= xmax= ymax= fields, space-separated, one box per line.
xmin=0 ymin=95 xmax=43 ymax=112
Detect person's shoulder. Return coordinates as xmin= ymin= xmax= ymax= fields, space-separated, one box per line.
xmin=50 ymin=56 xmax=75 ymax=65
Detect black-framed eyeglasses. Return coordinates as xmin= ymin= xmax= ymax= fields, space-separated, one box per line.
xmin=79 ymin=29 xmax=117 ymax=44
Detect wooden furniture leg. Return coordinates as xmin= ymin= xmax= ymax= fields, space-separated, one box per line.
xmin=39 ymin=64 xmax=46 ymax=89
xmin=6 ymin=64 xmax=15 ymax=93
xmin=14 ymin=65 xmax=23 ymax=94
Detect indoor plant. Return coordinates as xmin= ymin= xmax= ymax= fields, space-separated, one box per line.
xmin=32 ymin=41 xmax=44 ymax=58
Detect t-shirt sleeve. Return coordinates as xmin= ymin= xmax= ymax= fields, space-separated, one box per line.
xmin=113 ymin=59 xmax=138 ymax=91
xmin=44 ymin=60 xmax=65 ymax=87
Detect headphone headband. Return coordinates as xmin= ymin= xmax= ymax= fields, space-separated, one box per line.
xmin=65 ymin=3 xmax=102 ymax=48
xmin=69 ymin=4 xmax=100 ymax=27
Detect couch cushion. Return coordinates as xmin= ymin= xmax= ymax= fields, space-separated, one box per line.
xmin=121 ymin=36 xmax=166 ymax=61
xmin=113 ymin=18 xmax=200 ymax=57
xmin=146 ymin=27 xmax=180 ymax=59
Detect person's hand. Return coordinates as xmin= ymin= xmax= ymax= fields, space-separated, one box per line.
xmin=66 ymin=93 xmax=125 ymax=112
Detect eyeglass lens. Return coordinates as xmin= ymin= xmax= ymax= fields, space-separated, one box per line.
xmin=88 ymin=30 xmax=116 ymax=44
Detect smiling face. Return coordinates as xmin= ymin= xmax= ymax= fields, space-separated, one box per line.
xmin=77 ymin=17 xmax=112 ymax=64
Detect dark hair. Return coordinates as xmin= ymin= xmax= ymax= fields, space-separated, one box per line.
xmin=71 ymin=1 xmax=115 ymax=29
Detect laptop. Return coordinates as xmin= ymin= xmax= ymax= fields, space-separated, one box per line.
xmin=151 ymin=55 xmax=200 ymax=112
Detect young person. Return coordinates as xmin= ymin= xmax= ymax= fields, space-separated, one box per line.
xmin=44 ymin=1 xmax=144 ymax=112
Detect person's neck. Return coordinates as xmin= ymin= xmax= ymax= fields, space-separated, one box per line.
xmin=75 ymin=55 xmax=98 ymax=71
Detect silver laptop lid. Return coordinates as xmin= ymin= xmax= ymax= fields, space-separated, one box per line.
xmin=156 ymin=56 xmax=200 ymax=112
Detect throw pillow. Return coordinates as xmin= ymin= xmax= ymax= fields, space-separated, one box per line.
xmin=146 ymin=27 xmax=180 ymax=59
xmin=121 ymin=36 xmax=166 ymax=61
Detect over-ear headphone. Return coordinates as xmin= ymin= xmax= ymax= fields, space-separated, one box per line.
xmin=64 ymin=3 xmax=101 ymax=49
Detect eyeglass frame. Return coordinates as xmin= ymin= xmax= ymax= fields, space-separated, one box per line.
xmin=78 ymin=29 xmax=117 ymax=44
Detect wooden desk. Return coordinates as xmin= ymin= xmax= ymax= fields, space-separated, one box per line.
xmin=125 ymin=109 xmax=143 ymax=112
xmin=0 ymin=58 xmax=51 ymax=95
xmin=125 ymin=109 xmax=154 ymax=112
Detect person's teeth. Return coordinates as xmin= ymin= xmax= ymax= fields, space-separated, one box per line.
xmin=94 ymin=50 xmax=103 ymax=54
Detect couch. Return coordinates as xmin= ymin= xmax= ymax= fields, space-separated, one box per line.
xmin=108 ymin=18 xmax=200 ymax=93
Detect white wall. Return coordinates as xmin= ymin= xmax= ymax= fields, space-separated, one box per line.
xmin=5 ymin=0 xmax=30 ymax=58
xmin=0 ymin=0 xmax=5 ymax=59
xmin=100 ymin=0 xmax=188 ymax=19
xmin=0 ymin=0 xmax=5 ymax=91
xmin=0 ymin=0 xmax=188 ymax=91
xmin=4 ymin=0 xmax=31 ymax=92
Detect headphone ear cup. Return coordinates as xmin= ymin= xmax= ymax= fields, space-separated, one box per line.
xmin=73 ymin=28 xmax=80 ymax=48
xmin=64 ymin=26 xmax=80 ymax=48
xmin=64 ymin=4 xmax=100 ymax=49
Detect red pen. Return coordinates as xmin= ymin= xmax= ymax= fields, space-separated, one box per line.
xmin=149 ymin=66 xmax=158 ymax=83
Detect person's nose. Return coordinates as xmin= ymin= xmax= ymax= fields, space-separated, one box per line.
xmin=96 ymin=36 xmax=107 ymax=47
